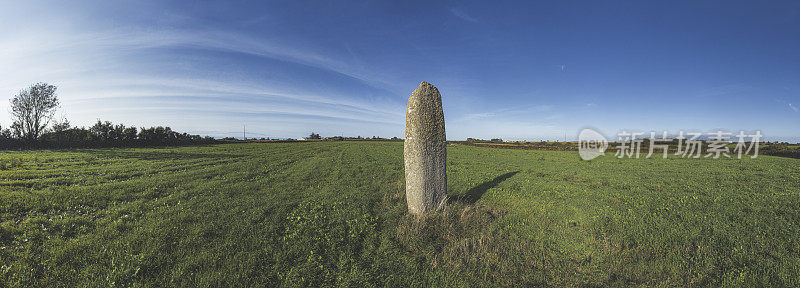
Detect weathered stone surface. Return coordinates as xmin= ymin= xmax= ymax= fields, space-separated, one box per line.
xmin=404 ymin=81 xmax=447 ymax=215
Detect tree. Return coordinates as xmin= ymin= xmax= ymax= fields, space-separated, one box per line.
xmin=10 ymin=83 xmax=59 ymax=141
xmin=51 ymin=117 xmax=71 ymax=133
xmin=90 ymin=120 xmax=113 ymax=142
xmin=0 ymin=125 xmax=12 ymax=140
xmin=309 ymin=132 xmax=321 ymax=139
xmin=123 ymin=127 xmax=138 ymax=141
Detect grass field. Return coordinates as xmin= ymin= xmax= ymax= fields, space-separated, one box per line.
xmin=1 ymin=142 xmax=799 ymax=287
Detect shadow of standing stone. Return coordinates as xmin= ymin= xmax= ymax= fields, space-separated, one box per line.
xmin=459 ymin=171 xmax=520 ymax=204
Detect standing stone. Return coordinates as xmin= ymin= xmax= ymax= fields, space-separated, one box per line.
xmin=404 ymin=81 xmax=447 ymax=215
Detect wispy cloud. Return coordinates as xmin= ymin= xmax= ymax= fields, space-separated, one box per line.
xmin=459 ymin=105 xmax=554 ymax=122
xmin=694 ymin=83 xmax=748 ymax=98
xmin=449 ymin=119 xmax=562 ymax=141
xmin=463 ymin=112 xmax=495 ymax=120
xmin=448 ymin=8 xmax=478 ymax=23
xmin=0 ymin=3 xmax=409 ymax=138
xmin=790 ymin=103 xmax=798 ymax=112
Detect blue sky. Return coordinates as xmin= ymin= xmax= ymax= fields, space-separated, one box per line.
xmin=1 ymin=1 xmax=798 ymax=141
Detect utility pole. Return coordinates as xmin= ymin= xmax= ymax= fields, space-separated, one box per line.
xmin=243 ymin=124 xmax=246 ymax=140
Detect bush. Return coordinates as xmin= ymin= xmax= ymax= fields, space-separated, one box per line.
xmin=3 ymin=120 xmax=216 ymax=149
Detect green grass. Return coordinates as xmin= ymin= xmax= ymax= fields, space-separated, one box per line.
xmin=1 ymin=142 xmax=799 ymax=287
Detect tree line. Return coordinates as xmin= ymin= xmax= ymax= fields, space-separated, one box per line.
xmin=1 ymin=82 xmax=215 ymax=149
